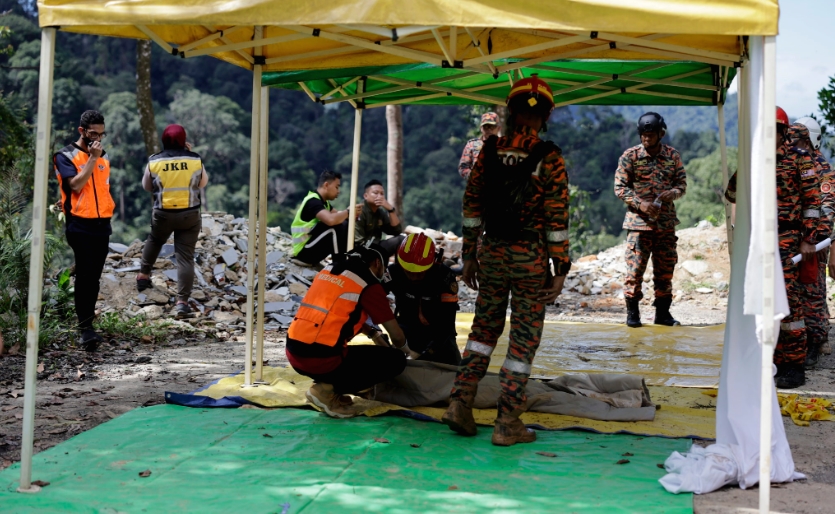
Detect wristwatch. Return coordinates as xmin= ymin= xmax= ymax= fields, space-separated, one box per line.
xmin=386 ymin=207 xmax=396 ymax=213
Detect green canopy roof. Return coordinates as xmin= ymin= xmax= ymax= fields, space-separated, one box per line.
xmin=263 ymin=60 xmax=735 ymax=108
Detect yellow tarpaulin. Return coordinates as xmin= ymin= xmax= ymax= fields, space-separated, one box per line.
xmin=195 ymin=365 xmax=715 ymax=439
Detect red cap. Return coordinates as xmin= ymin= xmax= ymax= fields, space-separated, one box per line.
xmin=162 ymin=124 xmax=187 ymax=150
xmin=507 ymin=76 xmax=554 ymax=109
xmin=776 ymin=106 xmax=789 ymax=126
xmin=397 ymin=233 xmax=436 ymax=274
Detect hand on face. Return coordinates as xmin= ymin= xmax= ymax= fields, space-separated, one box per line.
xmin=88 ymin=140 xmax=103 ymax=158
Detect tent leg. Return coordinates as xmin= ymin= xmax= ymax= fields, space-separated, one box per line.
xmin=758 ymin=35 xmax=778 ymax=514
xmin=255 ymin=85 xmax=269 ymax=383
xmin=718 ymin=103 xmax=732 ymax=256
xmin=346 ymin=80 xmax=365 ymax=250
xmin=243 ymin=27 xmax=263 ymax=388
xmin=18 ymin=27 xmax=56 ymax=494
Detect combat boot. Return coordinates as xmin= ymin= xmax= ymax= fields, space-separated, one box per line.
xmin=775 ymin=364 xmax=805 ymax=389
xmin=442 ymin=396 xmax=477 ymax=436
xmin=492 ymin=410 xmax=536 ymax=446
xmin=653 ymin=297 xmax=680 ymax=326
xmin=625 ymin=298 xmax=642 ymax=328
xmin=805 ymin=343 xmax=821 ymax=369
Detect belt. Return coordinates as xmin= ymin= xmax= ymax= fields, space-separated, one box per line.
xmin=777 ymin=220 xmax=802 ymax=233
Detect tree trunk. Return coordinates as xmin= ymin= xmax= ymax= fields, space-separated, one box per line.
xmin=386 ymin=105 xmax=404 ymax=214
xmin=495 ymin=104 xmax=508 ymax=136
xmin=120 ymin=181 xmax=125 ymax=222
xmin=136 ymin=40 xmax=160 ymax=156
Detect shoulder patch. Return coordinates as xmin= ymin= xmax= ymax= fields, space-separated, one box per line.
xmin=789 ymin=146 xmax=809 ymax=156
xmin=822 ymin=182 xmax=832 ymax=194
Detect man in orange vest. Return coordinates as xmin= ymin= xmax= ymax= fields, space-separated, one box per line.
xmin=54 ymin=110 xmax=115 ymax=351
xmin=286 ymin=243 xmax=416 ymax=418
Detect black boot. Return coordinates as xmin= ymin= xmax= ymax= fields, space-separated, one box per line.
xmin=775 ymin=364 xmax=805 ymax=389
xmin=804 ymin=343 xmax=821 ymax=369
xmin=653 ymin=297 xmax=680 ymax=326
xmin=625 ymin=298 xmax=642 ymax=328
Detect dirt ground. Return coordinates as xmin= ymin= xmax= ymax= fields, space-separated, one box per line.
xmin=2 ymin=305 xmax=835 ymax=513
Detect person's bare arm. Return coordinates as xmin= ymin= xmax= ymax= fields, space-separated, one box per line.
xmin=198 ymin=169 xmax=208 ymax=188
xmin=316 ymin=207 xmax=350 ymax=226
xmin=69 ymin=142 xmax=103 ymax=193
xmin=142 ymin=164 xmax=153 ymax=192
xmin=381 ymin=319 xmax=419 ymax=359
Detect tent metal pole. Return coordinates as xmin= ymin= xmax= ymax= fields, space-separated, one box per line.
xmin=255 ymin=85 xmax=269 ymax=382
xmin=758 ymin=35 xmax=778 ymax=514
xmin=346 ymin=79 xmax=365 ymax=251
xmin=18 ymin=27 xmax=56 ymax=494
xmin=718 ymin=102 xmax=732 ymax=256
xmin=243 ymin=27 xmax=263 ymax=387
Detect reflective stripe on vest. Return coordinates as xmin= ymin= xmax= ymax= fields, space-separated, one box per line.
xmin=291 ymin=191 xmax=330 ymax=256
xmin=287 ymin=266 xmax=368 ymax=347
xmin=147 ymin=150 xmax=204 ymax=210
xmin=53 ymin=145 xmax=115 ymax=219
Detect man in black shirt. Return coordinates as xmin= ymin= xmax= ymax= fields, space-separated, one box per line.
xmin=291 ymin=170 xmax=362 ymax=266
xmin=355 ymin=179 xmax=405 ymax=256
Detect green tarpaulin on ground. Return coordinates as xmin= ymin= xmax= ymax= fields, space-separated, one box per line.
xmin=0 ymin=405 xmax=692 ymax=513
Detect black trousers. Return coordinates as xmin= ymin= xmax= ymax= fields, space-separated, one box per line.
xmin=415 ymin=335 xmax=462 ymax=366
xmin=295 ymin=220 xmax=348 ymax=265
xmin=66 ymin=231 xmax=110 ymax=330
xmin=295 ymin=345 xmax=407 ymax=395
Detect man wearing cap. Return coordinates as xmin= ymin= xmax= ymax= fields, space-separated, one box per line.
xmin=286 ymin=243 xmax=414 ymax=418
xmin=384 ymin=233 xmax=462 ymax=366
xmin=458 ymin=112 xmax=499 ymax=180
xmin=443 ymin=76 xmax=569 ymax=447
xmin=355 ymin=179 xmax=405 ymax=256
xmin=614 ymin=112 xmax=687 ymax=329
xmin=136 ymin=124 xmax=208 ymax=318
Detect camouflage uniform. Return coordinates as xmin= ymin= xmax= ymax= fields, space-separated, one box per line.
xmin=815 ymin=150 xmax=835 ymax=331
xmin=614 ymin=144 xmax=687 ymax=301
xmin=450 ymin=126 xmax=570 ymax=415
xmin=458 ymin=138 xmax=485 ymax=180
xmin=774 ymin=138 xmax=821 ymax=366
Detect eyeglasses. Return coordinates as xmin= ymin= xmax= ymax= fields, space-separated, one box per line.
xmin=84 ymin=129 xmax=107 ymax=139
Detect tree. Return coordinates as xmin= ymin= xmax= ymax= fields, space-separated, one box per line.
xmin=385 ymin=105 xmax=404 ymax=213
xmin=135 ymin=39 xmax=160 ymax=156
xmin=817 ymin=76 xmax=835 ymax=152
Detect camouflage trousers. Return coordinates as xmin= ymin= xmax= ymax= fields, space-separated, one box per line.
xmin=803 ymin=250 xmax=830 ymax=350
xmin=623 ymin=230 xmax=678 ymax=300
xmin=450 ymin=237 xmax=548 ymax=415
xmin=776 ymin=230 xmax=806 ymax=365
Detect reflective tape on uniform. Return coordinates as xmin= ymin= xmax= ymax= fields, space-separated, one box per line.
xmin=501 ymin=358 xmax=532 ymax=375
xmin=465 ymin=339 xmax=493 ymax=356
xmin=547 ymin=230 xmax=569 ymax=242
xmin=462 ymin=217 xmax=482 ymax=227
xmin=780 ymin=320 xmax=806 ymax=331
xmin=292 ymin=226 xmax=311 ymax=234
xmin=300 ymin=302 xmax=329 ymax=314
xmin=803 ymin=209 xmax=820 ymax=218
xmin=338 ymin=292 xmax=361 ymax=302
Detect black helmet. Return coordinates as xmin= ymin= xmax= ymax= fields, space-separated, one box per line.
xmin=637 ymin=112 xmax=667 ymax=134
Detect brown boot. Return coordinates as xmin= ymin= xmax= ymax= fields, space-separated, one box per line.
xmin=305 ymin=383 xmax=356 ymax=418
xmin=492 ymin=411 xmax=536 ymax=446
xmin=442 ymin=399 xmax=477 ymax=436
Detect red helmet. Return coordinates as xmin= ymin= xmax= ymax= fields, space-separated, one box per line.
xmin=397 ymin=233 xmax=436 ymax=274
xmin=507 ymin=76 xmax=554 ymax=110
xmin=776 ymin=106 xmax=789 ymax=126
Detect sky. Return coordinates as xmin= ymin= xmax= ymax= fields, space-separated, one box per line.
xmin=772 ymin=2 xmax=835 ymax=119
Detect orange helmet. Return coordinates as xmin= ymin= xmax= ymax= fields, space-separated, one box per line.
xmin=506 ymin=76 xmax=554 ymax=110
xmin=776 ymin=106 xmax=789 ymax=127
xmin=397 ymin=233 xmax=436 ymax=274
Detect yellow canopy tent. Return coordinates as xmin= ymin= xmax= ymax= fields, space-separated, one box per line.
xmin=24 ymin=0 xmax=784 ymax=509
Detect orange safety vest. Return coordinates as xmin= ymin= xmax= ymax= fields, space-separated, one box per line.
xmin=288 ymin=264 xmax=370 ymax=347
xmin=54 ymin=145 xmax=115 ymax=219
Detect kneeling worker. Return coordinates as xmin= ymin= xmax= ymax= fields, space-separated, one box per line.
xmin=291 ymin=170 xmax=362 ymax=266
xmin=286 ymin=243 xmax=417 ymax=418
xmin=384 ymin=233 xmax=462 ymax=365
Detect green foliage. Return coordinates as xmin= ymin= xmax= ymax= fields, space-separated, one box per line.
xmin=675 ymin=146 xmax=738 ymax=228
xmin=94 ymin=312 xmax=199 ymax=344
xmin=817 ymin=76 xmax=835 ymax=153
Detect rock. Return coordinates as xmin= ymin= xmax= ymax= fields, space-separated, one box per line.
xmin=695 ymin=287 xmax=714 ymax=294
xmin=159 ymin=244 xmax=175 ymax=258
xmin=288 ymin=283 xmax=308 ymax=295
xmin=163 ymin=269 xmax=178 ymax=282
xmin=269 ymin=314 xmax=294 ymax=326
xmin=192 ymin=290 xmax=208 ymax=301
xmin=141 ymin=288 xmax=170 ymax=305
xmin=230 ymin=285 xmax=248 ymax=296
xmin=681 ymin=260 xmax=709 ymax=277
xmin=108 ymin=242 xmax=129 ymax=254
xmin=404 ymin=226 xmax=425 ymax=234
xmin=221 ymin=249 xmax=239 ymax=267
xmin=224 ymin=269 xmax=238 ymax=283
xmin=263 ymin=301 xmax=296 ymax=313
xmin=422 ymin=228 xmax=445 ymax=241
xmin=212 ymin=311 xmax=240 ymax=323
xmin=697 ymin=220 xmax=713 ymax=230
xmin=577 ymin=255 xmax=598 ymax=263
xmin=712 ymin=272 xmax=724 ymax=279
xmin=135 ymin=356 xmax=152 ymax=364
xmin=139 ymin=305 xmax=164 ymax=320
xmin=235 ymin=238 xmax=248 ymax=253
xmin=266 ymin=251 xmax=284 ymax=265
xmin=263 ymin=290 xmax=286 ymax=302
xmin=716 ymin=281 xmax=729 ymax=291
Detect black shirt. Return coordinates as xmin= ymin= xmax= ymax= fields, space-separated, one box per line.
xmin=300 ymin=192 xmax=330 ymax=223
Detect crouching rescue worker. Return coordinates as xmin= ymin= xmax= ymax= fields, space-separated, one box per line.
xmin=291 ymin=170 xmax=363 ymax=266
xmin=54 ymin=110 xmax=115 ymax=351
xmin=285 ymin=243 xmax=416 ymax=418
xmin=137 ymin=124 xmax=208 ymax=317
xmin=614 ymin=112 xmax=687 ymax=328
xmin=442 ymin=76 xmax=569 ymax=446
xmin=384 ymin=233 xmax=462 ymax=366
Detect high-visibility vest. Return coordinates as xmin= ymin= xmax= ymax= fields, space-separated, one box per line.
xmin=54 ymin=144 xmax=115 ymax=219
xmin=147 ymin=149 xmax=204 ymax=210
xmin=291 ymin=191 xmax=330 ymax=256
xmin=288 ymin=261 xmax=370 ymax=347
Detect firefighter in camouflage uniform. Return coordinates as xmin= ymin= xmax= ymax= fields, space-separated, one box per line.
xmin=614 ymin=113 xmax=687 ymax=328
xmin=457 ymin=112 xmax=499 ymax=180
xmin=791 ymin=117 xmax=834 ymax=368
xmin=442 ymin=76 xmax=570 ymax=447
